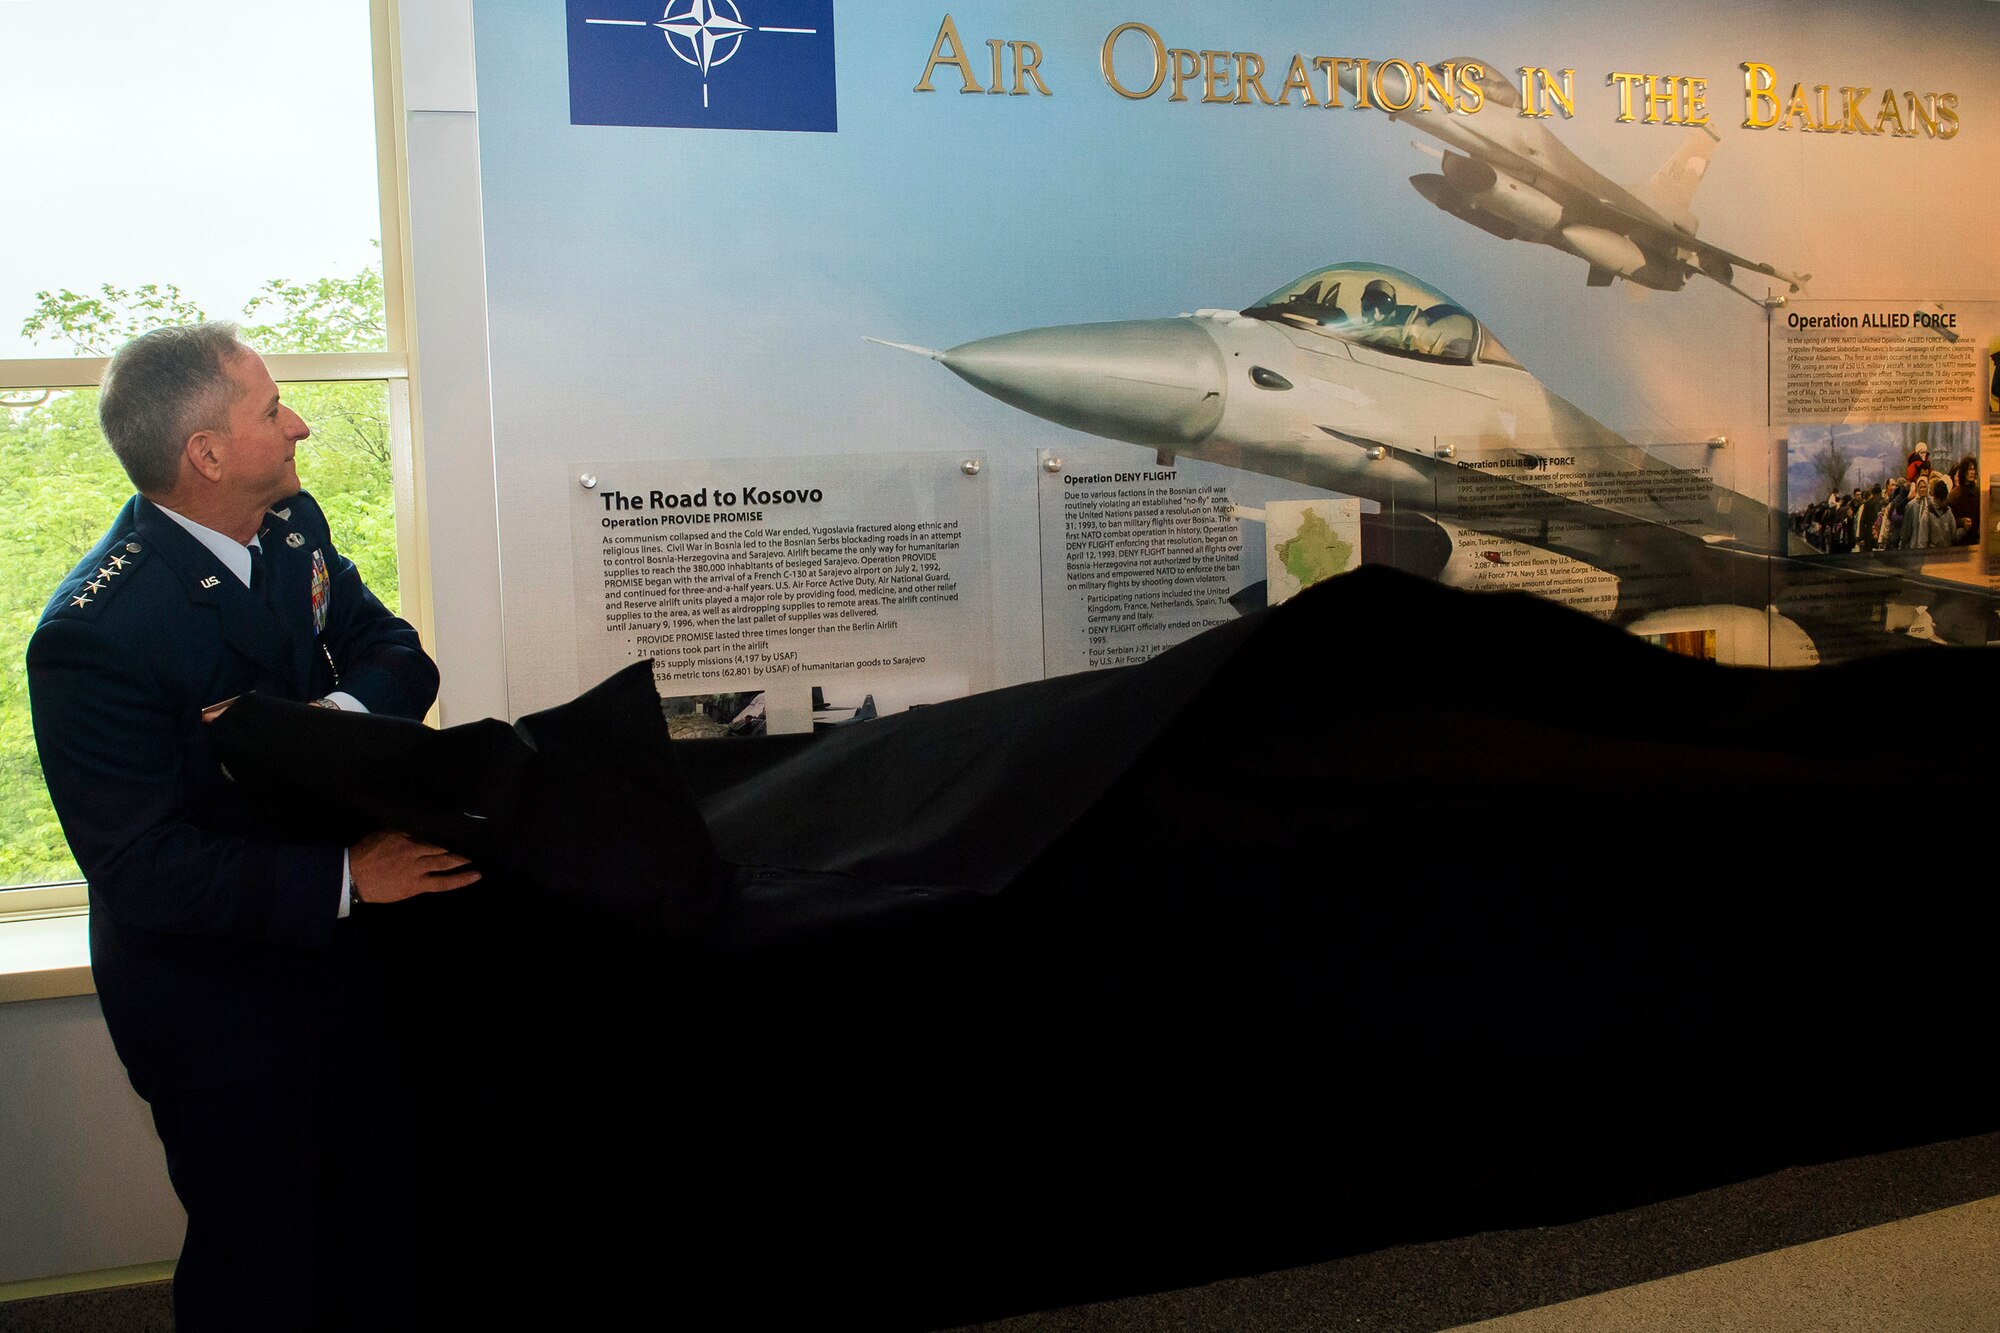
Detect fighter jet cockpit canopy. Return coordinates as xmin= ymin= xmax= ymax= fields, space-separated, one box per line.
xmin=1241 ymin=263 xmax=1523 ymax=370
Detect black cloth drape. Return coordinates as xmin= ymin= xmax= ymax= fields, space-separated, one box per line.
xmin=212 ymin=566 xmax=1998 ymax=1327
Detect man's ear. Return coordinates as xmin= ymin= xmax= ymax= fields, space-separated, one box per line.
xmin=184 ymin=428 xmax=225 ymax=483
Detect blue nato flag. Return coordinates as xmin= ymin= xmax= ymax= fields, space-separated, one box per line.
xmin=567 ymin=0 xmax=837 ymax=133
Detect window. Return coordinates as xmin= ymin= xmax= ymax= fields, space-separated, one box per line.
xmin=0 ymin=0 xmax=414 ymax=905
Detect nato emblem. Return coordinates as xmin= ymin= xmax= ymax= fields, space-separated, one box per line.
xmin=568 ymin=0 xmax=837 ymax=133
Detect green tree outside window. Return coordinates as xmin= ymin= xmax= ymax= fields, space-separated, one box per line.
xmin=1 ymin=265 xmax=395 ymax=887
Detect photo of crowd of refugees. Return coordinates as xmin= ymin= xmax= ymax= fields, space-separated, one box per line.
xmin=1787 ymin=422 xmax=1982 ymax=555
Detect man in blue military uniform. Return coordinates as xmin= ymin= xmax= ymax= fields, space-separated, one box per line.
xmin=27 ymin=323 xmax=477 ymax=1329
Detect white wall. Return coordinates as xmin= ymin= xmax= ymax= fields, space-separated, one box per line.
xmin=400 ymin=0 xmax=510 ymax=727
xmin=0 ymin=996 xmax=183 ymax=1283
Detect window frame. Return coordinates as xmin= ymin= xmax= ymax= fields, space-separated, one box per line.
xmin=0 ymin=0 xmax=421 ymax=917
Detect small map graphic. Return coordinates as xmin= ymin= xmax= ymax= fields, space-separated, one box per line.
xmin=1265 ymin=499 xmax=1361 ymax=604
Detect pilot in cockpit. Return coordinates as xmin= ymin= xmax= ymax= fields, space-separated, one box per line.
xmin=1359 ymin=278 xmax=1410 ymax=328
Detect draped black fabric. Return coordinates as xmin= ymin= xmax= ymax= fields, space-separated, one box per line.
xmin=212 ymin=567 xmax=1998 ymax=1328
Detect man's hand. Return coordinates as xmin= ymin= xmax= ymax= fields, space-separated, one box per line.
xmin=349 ymin=830 xmax=480 ymax=905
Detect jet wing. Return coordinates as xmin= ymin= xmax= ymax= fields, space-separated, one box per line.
xmin=1330 ymin=431 xmax=1752 ymax=569
xmin=1316 ymin=430 xmax=1996 ymax=646
xmin=1597 ymin=208 xmax=1809 ymax=297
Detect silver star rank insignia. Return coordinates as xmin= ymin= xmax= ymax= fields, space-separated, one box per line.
xmin=70 ymin=594 xmax=92 ymax=608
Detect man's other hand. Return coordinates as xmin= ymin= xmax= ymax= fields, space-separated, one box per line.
xmin=349 ymin=830 xmax=480 ymax=905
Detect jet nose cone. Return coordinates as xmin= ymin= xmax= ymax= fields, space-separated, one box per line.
xmin=941 ymin=319 xmax=1226 ymax=447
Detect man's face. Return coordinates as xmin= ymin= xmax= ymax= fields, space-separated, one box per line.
xmin=211 ymin=347 xmax=309 ymax=511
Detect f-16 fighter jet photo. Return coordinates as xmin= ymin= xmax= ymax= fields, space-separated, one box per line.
xmin=872 ymin=261 xmax=1992 ymax=659
xmin=1354 ymin=60 xmax=1808 ymax=305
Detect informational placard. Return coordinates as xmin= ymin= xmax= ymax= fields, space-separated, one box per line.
xmin=571 ymin=453 xmax=992 ymax=732
xmin=1038 ymin=449 xmax=1245 ymax=675
xmin=1772 ymin=300 xmax=1991 ymax=426
xmin=1429 ymin=521 xmax=1622 ymax=612
xmin=1428 ymin=434 xmax=1756 ymax=612
xmin=1772 ymin=300 xmax=1998 ymax=606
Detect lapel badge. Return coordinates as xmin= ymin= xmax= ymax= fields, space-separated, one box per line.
xmin=310 ymin=549 xmax=331 ymax=632
xmin=275 ymin=506 xmax=292 ymax=521
xmin=199 ymin=575 xmax=221 ymax=589
xmin=125 ymin=542 xmax=141 ymax=554
xmin=286 ymin=532 xmax=305 ymax=549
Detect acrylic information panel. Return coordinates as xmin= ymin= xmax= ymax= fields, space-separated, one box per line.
xmin=569 ymin=453 xmax=993 ymax=736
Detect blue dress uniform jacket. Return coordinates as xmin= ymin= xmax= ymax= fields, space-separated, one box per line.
xmin=27 ymin=491 xmax=437 ymax=1094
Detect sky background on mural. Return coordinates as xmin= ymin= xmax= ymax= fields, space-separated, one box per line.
xmin=0 ymin=1 xmax=382 ymax=359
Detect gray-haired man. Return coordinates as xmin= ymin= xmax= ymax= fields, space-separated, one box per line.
xmin=28 ymin=323 xmax=476 ymax=1328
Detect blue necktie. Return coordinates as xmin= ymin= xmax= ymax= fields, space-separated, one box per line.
xmin=248 ymin=543 xmax=271 ymax=608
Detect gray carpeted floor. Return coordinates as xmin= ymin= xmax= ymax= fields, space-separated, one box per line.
xmin=940 ymin=1131 xmax=2000 ymax=1332
xmin=3 ymin=1132 xmax=1995 ymax=1332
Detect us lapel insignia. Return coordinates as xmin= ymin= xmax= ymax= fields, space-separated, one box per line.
xmin=286 ymin=533 xmax=305 ymax=549
xmin=199 ymin=575 xmax=221 ymax=589
xmin=275 ymin=507 xmax=292 ymax=521
xmin=310 ymin=549 xmax=330 ymax=632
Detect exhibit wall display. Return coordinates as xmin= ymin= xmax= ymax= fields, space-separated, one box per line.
xmin=473 ymin=0 xmax=2000 ymax=715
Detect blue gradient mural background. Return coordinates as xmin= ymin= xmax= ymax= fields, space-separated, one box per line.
xmin=473 ymin=0 xmax=2000 ymax=707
